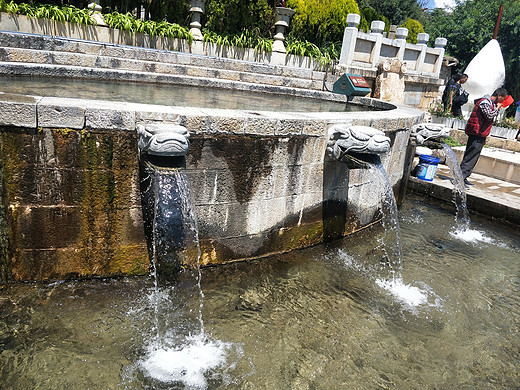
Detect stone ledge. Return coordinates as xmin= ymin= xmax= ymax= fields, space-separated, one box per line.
xmin=408 ymin=174 xmax=520 ymax=226
xmin=451 ymin=146 xmax=520 ymax=185
xmin=0 ymin=92 xmax=40 ymax=127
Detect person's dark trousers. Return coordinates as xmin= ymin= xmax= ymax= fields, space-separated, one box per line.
xmin=460 ymin=134 xmax=486 ymax=180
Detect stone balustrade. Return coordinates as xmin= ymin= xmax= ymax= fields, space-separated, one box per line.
xmin=339 ymin=14 xmax=447 ymax=79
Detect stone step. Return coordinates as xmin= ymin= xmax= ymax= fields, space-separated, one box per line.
xmin=0 ymin=46 xmax=326 ymax=90
xmin=0 ymin=31 xmax=332 ymax=91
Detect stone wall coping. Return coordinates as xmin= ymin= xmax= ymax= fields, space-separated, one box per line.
xmin=0 ymin=93 xmax=424 ymax=135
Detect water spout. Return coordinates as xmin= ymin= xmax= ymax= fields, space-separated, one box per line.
xmin=137 ymin=123 xmax=197 ymax=281
xmin=326 ymin=123 xmax=391 ymax=168
xmin=410 ymin=123 xmax=450 ymax=145
xmin=137 ymin=123 xmax=190 ymax=157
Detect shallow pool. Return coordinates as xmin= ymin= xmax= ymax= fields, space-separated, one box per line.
xmin=1 ymin=193 xmax=519 ymax=389
xmin=0 ymin=75 xmax=371 ymax=113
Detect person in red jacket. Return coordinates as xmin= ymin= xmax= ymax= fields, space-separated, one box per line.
xmin=460 ymin=87 xmax=508 ymax=187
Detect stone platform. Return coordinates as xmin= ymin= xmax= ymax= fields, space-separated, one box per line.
xmin=408 ymin=154 xmax=520 ymax=225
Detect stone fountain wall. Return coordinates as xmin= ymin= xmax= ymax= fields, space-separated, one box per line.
xmin=0 ymin=93 xmax=423 ymax=282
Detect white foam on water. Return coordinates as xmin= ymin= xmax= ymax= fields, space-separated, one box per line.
xmin=377 ymin=278 xmax=427 ymax=306
xmin=376 ymin=278 xmax=443 ymax=311
xmin=450 ymin=227 xmax=494 ymax=244
xmin=141 ymin=335 xmax=232 ymax=389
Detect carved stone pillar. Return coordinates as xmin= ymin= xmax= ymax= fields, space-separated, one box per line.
xmin=189 ymin=0 xmax=205 ymax=41
xmin=373 ymin=58 xmax=407 ymax=103
xmin=273 ymin=7 xmax=296 ymax=53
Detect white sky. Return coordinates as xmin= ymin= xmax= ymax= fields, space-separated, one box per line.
xmin=428 ymin=0 xmax=457 ymax=10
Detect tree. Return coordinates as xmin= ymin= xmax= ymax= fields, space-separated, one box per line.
xmin=204 ymin=0 xmax=274 ymax=36
xmin=400 ymin=18 xmax=425 ymax=43
xmin=358 ymin=0 xmax=427 ymax=26
xmin=285 ymin=0 xmax=360 ymax=46
xmin=360 ymin=6 xmax=390 ymax=33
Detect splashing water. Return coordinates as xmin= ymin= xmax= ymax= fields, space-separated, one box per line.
xmin=442 ymin=142 xmax=470 ymax=229
xmin=140 ymin=166 xmax=239 ymax=387
xmin=450 ymin=227 xmax=494 ymax=244
xmin=141 ymin=335 xmax=236 ymax=389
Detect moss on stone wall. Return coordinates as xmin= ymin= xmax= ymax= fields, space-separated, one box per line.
xmin=0 ymin=126 xmax=149 ymax=282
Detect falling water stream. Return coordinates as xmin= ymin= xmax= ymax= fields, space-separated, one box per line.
xmin=442 ymin=142 xmax=471 ymax=229
xmin=370 ymin=162 xmax=441 ymax=309
xmin=141 ymin=166 xmax=237 ymax=388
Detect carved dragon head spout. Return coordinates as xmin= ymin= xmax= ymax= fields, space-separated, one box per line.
xmin=410 ymin=123 xmax=450 ymax=145
xmin=137 ymin=123 xmax=190 ymax=157
xmin=327 ymin=123 xmax=391 ymax=166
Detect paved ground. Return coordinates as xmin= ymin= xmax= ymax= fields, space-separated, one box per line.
xmin=408 ymin=155 xmax=520 ymax=225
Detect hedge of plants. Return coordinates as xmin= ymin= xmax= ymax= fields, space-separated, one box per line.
xmin=0 ymin=0 xmax=424 ymax=66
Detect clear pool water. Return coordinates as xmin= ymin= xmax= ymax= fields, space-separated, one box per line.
xmin=0 ymin=75 xmax=371 ymax=113
xmin=1 ymin=193 xmax=519 ymax=389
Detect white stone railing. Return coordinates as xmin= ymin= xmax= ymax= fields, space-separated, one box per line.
xmin=339 ymin=14 xmax=447 ymax=79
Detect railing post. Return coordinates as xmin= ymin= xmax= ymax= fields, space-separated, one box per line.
xmin=415 ymin=32 xmax=429 ymax=75
xmin=339 ymin=13 xmax=360 ymax=66
xmin=273 ymin=7 xmax=296 ymax=53
xmin=433 ymin=37 xmax=447 ymax=78
xmin=369 ymin=20 xmax=385 ymax=68
xmin=394 ymin=27 xmax=408 ymax=61
xmin=189 ymin=0 xmax=205 ymax=41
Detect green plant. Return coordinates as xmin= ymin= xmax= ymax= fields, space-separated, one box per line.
xmin=495 ymin=117 xmax=520 ymax=130
xmin=202 ymin=28 xmax=272 ymax=54
xmin=443 ymin=136 xmax=465 ymax=147
xmin=428 ymin=101 xmax=452 ymax=118
xmin=104 ymin=11 xmax=192 ymax=43
xmin=286 ymin=0 xmax=360 ymax=47
xmin=1 ymin=1 xmax=96 ymax=24
xmin=399 ymin=18 xmax=424 ymax=44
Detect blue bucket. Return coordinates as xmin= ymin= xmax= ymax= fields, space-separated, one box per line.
xmin=416 ymin=154 xmax=440 ymax=181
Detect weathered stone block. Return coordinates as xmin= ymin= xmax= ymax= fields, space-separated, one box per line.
xmin=0 ymin=93 xmax=39 ymax=128
xmin=86 ymin=106 xmax=135 ymax=130
xmin=38 ymin=98 xmax=86 ymax=129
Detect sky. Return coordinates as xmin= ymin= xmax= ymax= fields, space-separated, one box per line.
xmin=426 ymin=0 xmax=457 ymax=11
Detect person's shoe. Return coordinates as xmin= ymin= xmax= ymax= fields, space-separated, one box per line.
xmin=464 ymin=179 xmax=474 ymax=186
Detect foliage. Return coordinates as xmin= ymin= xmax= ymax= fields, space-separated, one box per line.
xmin=0 ymin=0 xmax=95 ymax=24
xmin=357 ymin=0 xmax=427 ymax=26
xmin=428 ymin=100 xmax=458 ymax=118
xmin=423 ymin=0 xmax=520 ymax=111
xmin=99 ymin=0 xmax=190 ymax=23
xmin=202 ymin=28 xmax=272 ymax=53
xmin=104 ymin=12 xmax=193 ymax=42
xmin=204 ymin=0 xmax=274 ymax=37
xmin=285 ymin=38 xmax=341 ymax=67
xmin=285 ymin=0 xmax=359 ymax=47
xmin=495 ymin=117 xmax=520 ymax=130
xmin=359 ymin=6 xmax=390 ymax=33
xmin=399 ymin=18 xmax=425 ymax=44
xmin=443 ymin=136 xmax=465 ymax=147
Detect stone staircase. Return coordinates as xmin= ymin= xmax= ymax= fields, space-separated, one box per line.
xmin=0 ymin=31 xmax=334 ymax=92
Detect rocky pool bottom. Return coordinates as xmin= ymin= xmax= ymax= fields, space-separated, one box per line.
xmin=1 ymin=193 xmax=519 ymax=389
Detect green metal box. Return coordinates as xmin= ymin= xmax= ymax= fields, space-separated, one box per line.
xmin=332 ymin=74 xmax=371 ymax=97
